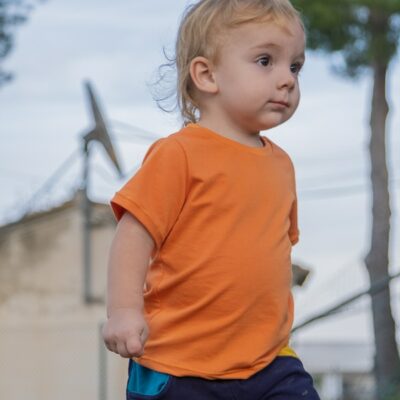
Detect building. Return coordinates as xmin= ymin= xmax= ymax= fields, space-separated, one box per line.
xmin=294 ymin=341 xmax=375 ymax=399
xmin=0 ymin=190 xmax=125 ymax=400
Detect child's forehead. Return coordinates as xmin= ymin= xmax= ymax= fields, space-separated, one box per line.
xmin=219 ymin=19 xmax=305 ymax=52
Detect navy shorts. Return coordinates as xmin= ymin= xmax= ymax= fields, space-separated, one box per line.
xmin=126 ymin=356 xmax=321 ymax=399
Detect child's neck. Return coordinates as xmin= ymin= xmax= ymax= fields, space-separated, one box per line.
xmin=197 ymin=115 xmax=263 ymax=148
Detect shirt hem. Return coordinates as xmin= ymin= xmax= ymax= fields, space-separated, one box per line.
xmin=134 ymin=349 xmax=298 ymax=381
xmin=133 ymin=356 xmax=269 ymax=380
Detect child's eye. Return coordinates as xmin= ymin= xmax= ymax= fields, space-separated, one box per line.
xmin=257 ymin=55 xmax=271 ymax=67
xmin=290 ymin=62 xmax=303 ymax=75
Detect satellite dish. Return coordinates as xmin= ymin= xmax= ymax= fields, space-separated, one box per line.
xmin=83 ymin=80 xmax=123 ymax=178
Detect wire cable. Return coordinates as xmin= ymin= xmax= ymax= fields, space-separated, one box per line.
xmin=19 ymin=149 xmax=81 ymax=218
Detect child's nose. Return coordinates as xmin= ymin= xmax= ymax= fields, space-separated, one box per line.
xmin=276 ymin=68 xmax=296 ymax=90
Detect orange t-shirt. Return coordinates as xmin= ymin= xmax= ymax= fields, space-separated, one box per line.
xmin=110 ymin=123 xmax=299 ymax=379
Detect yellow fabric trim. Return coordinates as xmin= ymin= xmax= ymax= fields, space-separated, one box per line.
xmin=277 ymin=345 xmax=298 ymax=358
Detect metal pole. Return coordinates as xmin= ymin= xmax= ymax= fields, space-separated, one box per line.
xmin=99 ymin=321 xmax=107 ymax=400
xmin=82 ymin=139 xmax=92 ymax=304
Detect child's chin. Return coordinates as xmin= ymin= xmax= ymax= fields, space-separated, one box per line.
xmin=258 ymin=120 xmax=286 ymax=131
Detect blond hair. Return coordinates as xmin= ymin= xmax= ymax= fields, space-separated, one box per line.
xmin=154 ymin=0 xmax=304 ymax=124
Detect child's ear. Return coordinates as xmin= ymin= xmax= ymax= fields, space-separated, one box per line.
xmin=189 ymin=56 xmax=218 ymax=94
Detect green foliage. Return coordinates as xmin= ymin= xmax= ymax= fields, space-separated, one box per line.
xmin=291 ymin=0 xmax=400 ymax=77
xmin=382 ymin=388 xmax=400 ymax=400
xmin=0 ymin=0 xmax=42 ymax=87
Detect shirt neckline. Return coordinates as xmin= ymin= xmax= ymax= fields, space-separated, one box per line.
xmin=186 ymin=123 xmax=273 ymax=155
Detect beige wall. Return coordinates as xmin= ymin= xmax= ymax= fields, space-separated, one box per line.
xmin=0 ymin=196 xmax=127 ymax=400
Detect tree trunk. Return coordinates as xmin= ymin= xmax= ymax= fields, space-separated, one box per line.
xmin=365 ymin=42 xmax=400 ymax=400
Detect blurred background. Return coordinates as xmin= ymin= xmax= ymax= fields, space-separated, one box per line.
xmin=0 ymin=1 xmax=399 ymax=399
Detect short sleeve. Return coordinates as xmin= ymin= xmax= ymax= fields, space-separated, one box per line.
xmin=286 ymin=156 xmax=300 ymax=246
xmin=288 ymin=196 xmax=299 ymax=246
xmin=110 ymin=137 xmax=188 ymax=251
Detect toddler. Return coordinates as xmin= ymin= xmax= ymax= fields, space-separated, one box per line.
xmin=103 ymin=0 xmax=320 ymax=398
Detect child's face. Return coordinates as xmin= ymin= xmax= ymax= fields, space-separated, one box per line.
xmin=212 ymin=19 xmax=306 ymax=133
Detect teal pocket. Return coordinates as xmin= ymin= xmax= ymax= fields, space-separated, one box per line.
xmin=127 ymin=359 xmax=171 ymax=397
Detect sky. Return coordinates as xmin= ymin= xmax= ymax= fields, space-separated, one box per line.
xmin=0 ymin=0 xmax=399 ymax=347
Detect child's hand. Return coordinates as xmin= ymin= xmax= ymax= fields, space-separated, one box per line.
xmin=102 ymin=307 xmax=149 ymax=358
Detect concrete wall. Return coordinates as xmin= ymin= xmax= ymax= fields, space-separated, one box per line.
xmin=0 ymin=197 xmax=127 ymax=400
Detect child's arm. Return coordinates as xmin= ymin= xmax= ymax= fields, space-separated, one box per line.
xmin=102 ymin=212 xmax=155 ymax=358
